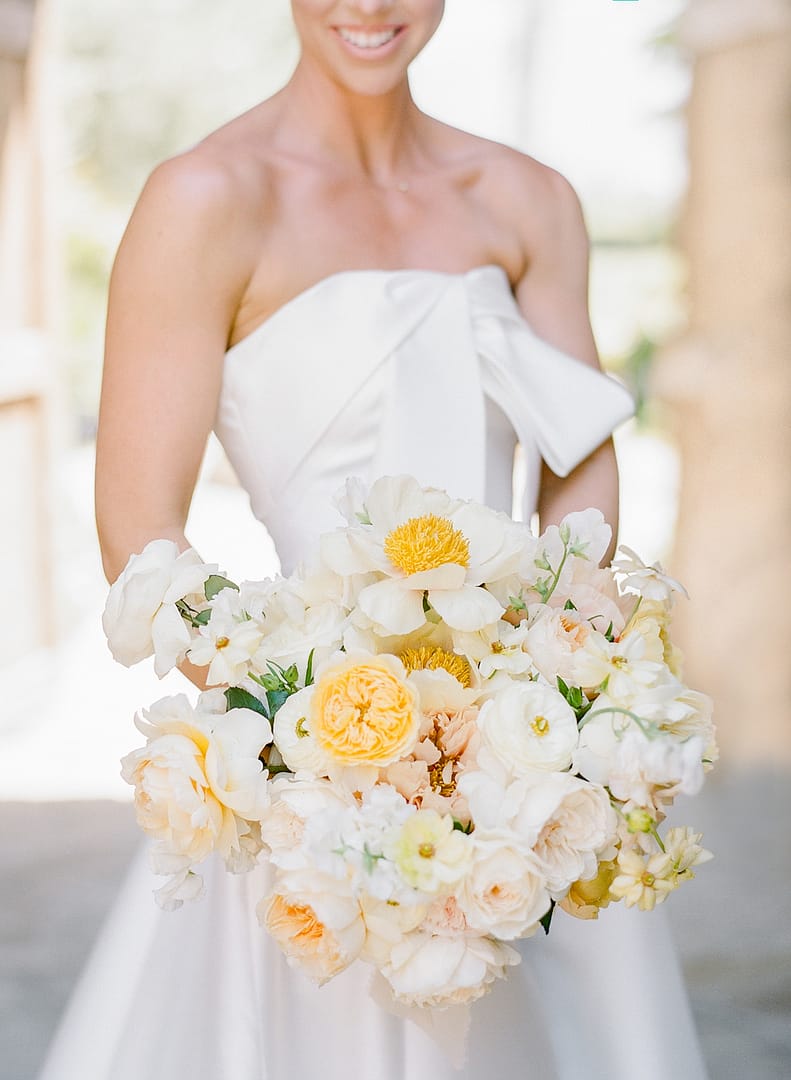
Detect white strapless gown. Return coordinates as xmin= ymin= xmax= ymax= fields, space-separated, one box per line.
xmin=39 ymin=265 xmax=709 ymax=1080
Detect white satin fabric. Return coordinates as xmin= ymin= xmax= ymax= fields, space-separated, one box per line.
xmin=39 ymin=265 xmax=708 ymax=1080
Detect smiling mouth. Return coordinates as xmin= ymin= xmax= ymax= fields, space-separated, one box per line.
xmin=334 ymin=26 xmax=405 ymax=50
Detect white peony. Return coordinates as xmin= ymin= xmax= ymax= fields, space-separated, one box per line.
xmin=456 ymin=829 xmax=551 ymax=939
xmin=381 ymin=927 xmax=521 ymax=1008
xmin=320 ymin=474 xmax=521 ymax=635
xmin=102 ymin=539 xmax=219 ymax=677
xmin=477 ymin=680 xmax=579 ymax=774
xmin=121 ymin=691 xmax=273 ymax=893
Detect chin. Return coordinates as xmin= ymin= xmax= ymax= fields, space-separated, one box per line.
xmin=292 ymin=2 xmax=445 ymax=88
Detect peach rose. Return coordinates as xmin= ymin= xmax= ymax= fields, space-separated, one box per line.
xmin=259 ymin=871 xmax=365 ymax=984
xmin=311 ymin=652 xmax=420 ymax=768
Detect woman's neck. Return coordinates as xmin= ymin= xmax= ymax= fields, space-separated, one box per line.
xmin=276 ymin=56 xmax=426 ymax=183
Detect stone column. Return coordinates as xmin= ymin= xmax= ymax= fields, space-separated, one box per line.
xmin=659 ymin=0 xmax=791 ymax=764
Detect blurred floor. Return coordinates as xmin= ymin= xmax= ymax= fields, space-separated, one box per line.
xmin=3 ymin=768 xmax=790 ymax=1080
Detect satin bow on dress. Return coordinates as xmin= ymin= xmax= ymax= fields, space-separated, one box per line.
xmin=214 ymin=264 xmax=635 ymax=574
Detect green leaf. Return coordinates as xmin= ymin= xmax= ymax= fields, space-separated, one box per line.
xmin=204 ymin=574 xmax=239 ymax=600
xmin=564 ymin=599 xmax=577 ymax=611
xmin=193 ymin=608 xmax=212 ymax=626
xmin=556 ymin=675 xmax=570 ymax=699
xmin=604 ymin=621 xmax=615 ymax=642
xmin=284 ymin=663 xmax=299 ymax=686
xmin=508 ymin=595 xmax=527 ymax=613
xmin=452 ymin=818 xmax=474 ymax=834
xmin=260 ymin=673 xmax=281 ymax=692
xmin=224 ymin=686 xmax=269 ymax=717
xmin=534 ymin=555 xmax=551 ymax=572
xmin=266 ymin=688 xmax=292 ymax=715
xmin=559 ymin=522 xmax=571 ymax=545
xmin=305 ymin=648 xmax=316 ymax=687
xmin=540 ymin=900 xmax=556 ymax=936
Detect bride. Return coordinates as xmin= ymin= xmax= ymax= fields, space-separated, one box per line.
xmin=41 ymin=2 xmax=708 ymax=1078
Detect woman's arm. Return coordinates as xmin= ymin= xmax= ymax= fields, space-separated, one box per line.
xmin=511 ymin=167 xmax=620 ymax=564
xmin=95 ymin=152 xmax=255 ymax=688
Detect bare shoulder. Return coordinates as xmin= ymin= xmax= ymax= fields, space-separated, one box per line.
xmin=429 ymin=120 xmax=588 ymax=267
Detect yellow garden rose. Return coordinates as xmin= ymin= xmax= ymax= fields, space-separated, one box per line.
xmin=311 ymin=653 xmax=420 ymax=768
xmin=559 ymin=860 xmax=617 ymax=920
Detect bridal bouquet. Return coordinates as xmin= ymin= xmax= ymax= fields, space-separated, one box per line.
xmin=105 ymin=474 xmax=715 ymax=1009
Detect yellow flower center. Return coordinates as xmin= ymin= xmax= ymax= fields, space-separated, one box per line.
xmin=399 ymin=645 xmax=472 ymax=687
xmin=295 ymin=717 xmax=309 ymax=739
xmin=428 ymin=759 xmax=457 ymax=796
xmin=384 ymin=514 xmax=470 ymax=575
xmin=612 ymin=655 xmax=629 ymax=669
xmin=641 ymin=871 xmax=656 ymax=887
xmin=215 ymin=636 xmax=230 ymax=649
xmin=531 ymin=715 xmax=550 ymax=737
xmin=418 ymin=842 xmax=436 ymax=859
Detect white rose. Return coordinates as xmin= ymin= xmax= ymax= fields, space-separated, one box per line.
xmin=381 ymin=928 xmax=520 ymax=1008
xmin=272 ymin=685 xmax=329 ymax=775
xmin=506 ymin=773 xmax=618 ymax=896
xmin=456 ymin=829 xmax=551 ymax=939
xmin=478 ymin=681 xmax=579 ymax=774
xmin=102 ymin=539 xmax=219 ymax=677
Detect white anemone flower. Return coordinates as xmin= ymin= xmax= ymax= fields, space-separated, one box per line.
xmin=320 ymin=475 xmax=521 ymax=635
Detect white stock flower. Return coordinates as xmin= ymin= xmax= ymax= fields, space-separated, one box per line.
xmin=664 ymin=826 xmax=713 ymax=880
xmin=381 ymin=928 xmax=520 ymax=1008
xmin=320 ymin=475 xmax=520 ymax=635
xmin=261 ymin=774 xmax=355 ymax=870
xmin=477 ymin=680 xmax=579 ymax=774
xmin=456 ymin=829 xmax=551 ymax=939
xmin=102 ymin=539 xmax=219 ymax=677
xmin=613 ymin=545 xmax=689 ymax=603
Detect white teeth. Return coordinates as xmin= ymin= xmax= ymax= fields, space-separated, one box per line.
xmin=337 ymin=27 xmax=398 ymax=49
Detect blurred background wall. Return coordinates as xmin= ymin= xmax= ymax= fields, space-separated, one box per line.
xmin=1 ymin=1 xmax=789 ymax=1077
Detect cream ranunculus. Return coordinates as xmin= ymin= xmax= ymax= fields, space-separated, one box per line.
xmin=102 ymin=539 xmax=219 ymax=677
xmin=381 ymin=927 xmax=520 ymax=1008
xmin=320 ymin=475 xmax=520 ymax=635
xmin=272 ymin=685 xmax=329 ymax=776
xmin=121 ymin=690 xmax=273 ymax=888
xmin=385 ymin=809 xmax=472 ymax=895
xmin=259 ymin=869 xmax=365 ymax=984
xmin=456 ymin=829 xmax=551 ymax=939
xmin=477 ymin=680 xmax=579 ymax=775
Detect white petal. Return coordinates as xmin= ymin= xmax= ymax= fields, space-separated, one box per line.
xmin=428 ymin=585 xmax=503 ymax=632
xmin=358 ymin=578 xmax=426 ymax=635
